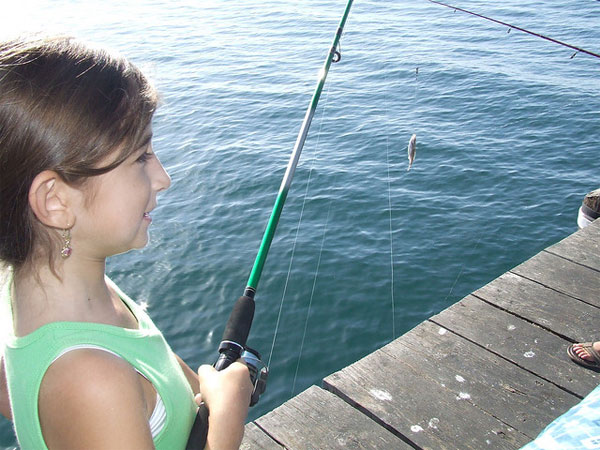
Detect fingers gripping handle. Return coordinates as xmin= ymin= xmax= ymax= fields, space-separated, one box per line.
xmin=185 ymin=295 xmax=255 ymax=450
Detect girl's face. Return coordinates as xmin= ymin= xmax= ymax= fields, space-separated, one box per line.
xmin=72 ymin=129 xmax=171 ymax=259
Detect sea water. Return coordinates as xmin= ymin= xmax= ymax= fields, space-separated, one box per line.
xmin=1 ymin=0 xmax=599 ymax=447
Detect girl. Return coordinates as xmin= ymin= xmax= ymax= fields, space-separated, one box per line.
xmin=0 ymin=36 xmax=252 ymax=449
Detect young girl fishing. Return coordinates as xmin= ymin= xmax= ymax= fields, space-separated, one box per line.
xmin=0 ymin=35 xmax=252 ymax=449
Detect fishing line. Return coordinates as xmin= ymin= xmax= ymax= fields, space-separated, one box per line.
xmin=383 ymin=67 xmax=397 ymax=340
xmin=288 ymin=31 xmax=348 ymax=394
xmin=270 ymin=22 xmax=348 ymax=375
xmin=427 ymin=0 xmax=600 ymax=60
xmin=266 ymin=78 xmax=333 ymax=370
xmin=386 ymin=134 xmax=396 ymax=340
xmin=384 ymin=60 xmax=422 ymax=340
xmin=443 ymin=235 xmax=482 ymax=303
xmin=414 ymin=67 xmax=419 ymax=101
xmin=291 ymin=193 xmax=334 ymax=395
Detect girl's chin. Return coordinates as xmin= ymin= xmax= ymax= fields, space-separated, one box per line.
xmin=133 ymin=235 xmax=150 ymax=249
xmin=113 ymin=235 xmax=150 ymax=255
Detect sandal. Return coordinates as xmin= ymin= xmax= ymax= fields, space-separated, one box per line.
xmin=567 ymin=342 xmax=600 ymax=371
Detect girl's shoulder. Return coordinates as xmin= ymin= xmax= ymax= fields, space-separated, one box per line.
xmin=39 ymin=347 xmax=155 ymax=448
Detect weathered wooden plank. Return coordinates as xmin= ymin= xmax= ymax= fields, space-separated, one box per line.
xmin=545 ymin=220 xmax=600 ymax=271
xmin=429 ymin=295 xmax=600 ymax=398
xmin=510 ymin=251 xmax=600 ymax=307
xmin=324 ymin=324 xmax=532 ymax=449
xmin=392 ymin=321 xmax=579 ymax=438
xmin=241 ymin=423 xmax=284 ymax=450
xmin=254 ymin=385 xmax=410 ymax=449
xmin=473 ymin=272 xmax=598 ymax=341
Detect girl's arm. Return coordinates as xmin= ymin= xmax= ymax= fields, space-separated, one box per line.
xmin=39 ymin=349 xmax=155 ymax=450
xmin=175 ymin=353 xmax=200 ymax=395
xmin=176 ymin=352 xmax=253 ymax=449
xmin=197 ymin=361 xmax=253 ymax=450
xmin=0 ymin=356 xmax=11 ymax=420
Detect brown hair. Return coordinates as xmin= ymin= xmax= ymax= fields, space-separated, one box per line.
xmin=0 ymin=35 xmax=158 ymax=269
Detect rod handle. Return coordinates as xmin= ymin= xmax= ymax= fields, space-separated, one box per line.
xmin=185 ymin=404 xmax=209 ymax=450
xmin=220 ymin=294 xmax=255 ymax=347
xmin=185 ymin=295 xmax=256 ymax=449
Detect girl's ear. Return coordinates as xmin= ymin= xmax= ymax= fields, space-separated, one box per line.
xmin=28 ymin=170 xmax=76 ymax=229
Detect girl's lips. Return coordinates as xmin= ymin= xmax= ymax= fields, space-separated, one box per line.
xmin=143 ymin=212 xmax=152 ymax=222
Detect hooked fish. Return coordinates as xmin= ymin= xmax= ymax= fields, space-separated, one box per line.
xmin=407 ymin=134 xmax=417 ymax=171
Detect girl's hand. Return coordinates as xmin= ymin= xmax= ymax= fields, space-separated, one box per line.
xmin=196 ymin=360 xmax=252 ymax=450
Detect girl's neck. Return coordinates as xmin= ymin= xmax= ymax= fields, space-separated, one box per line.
xmin=11 ymin=256 xmax=136 ymax=336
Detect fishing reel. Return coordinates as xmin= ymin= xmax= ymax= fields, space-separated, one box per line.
xmin=241 ymin=347 xmax=269 ymax=406
xmin=215 ymin=341 xmax=268 ymax=406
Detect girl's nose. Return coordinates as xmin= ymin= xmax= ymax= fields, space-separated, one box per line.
xmin=152 ymin=156 xmax=171 ymax=192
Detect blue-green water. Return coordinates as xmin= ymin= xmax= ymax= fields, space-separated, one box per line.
xmin=1 ymin=0 xmax=599 ymax=447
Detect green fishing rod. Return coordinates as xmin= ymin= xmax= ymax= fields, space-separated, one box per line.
xmin=186 ymin=0 xmax=354 ymax=448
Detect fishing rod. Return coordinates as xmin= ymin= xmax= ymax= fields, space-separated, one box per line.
xmin=427 ymin=0 xmax=600 ymax=60
xmin=186 ymin=0 xmax=354 ymax=447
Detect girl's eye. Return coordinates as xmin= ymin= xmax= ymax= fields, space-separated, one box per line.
xmin=136 ymin=151 xmax=153 ymax=163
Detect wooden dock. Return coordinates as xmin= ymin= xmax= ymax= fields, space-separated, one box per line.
xmin=241 ymin=219 xmax=600 ymax=449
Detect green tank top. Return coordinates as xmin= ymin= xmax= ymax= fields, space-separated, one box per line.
xmin=2 ymin=275 xmax=198 ymax=450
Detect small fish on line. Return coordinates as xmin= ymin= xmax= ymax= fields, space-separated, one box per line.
xmin=407 ymin=134 xmax=417 ymax=171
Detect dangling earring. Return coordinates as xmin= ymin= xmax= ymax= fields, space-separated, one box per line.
xmin=61 ymin=228 xmax=72 ymax=258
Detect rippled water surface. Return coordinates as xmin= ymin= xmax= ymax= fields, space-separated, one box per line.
xmin=1 ymin=0 xmax=599 ymax=447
